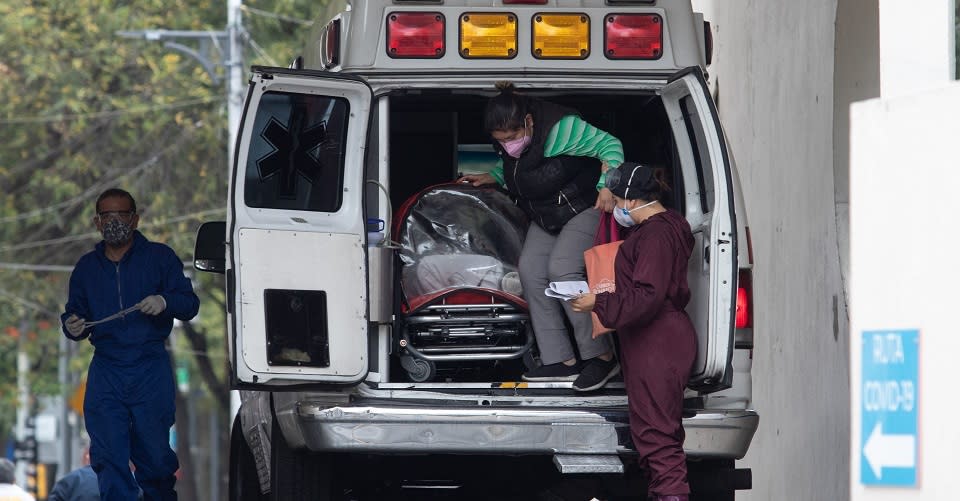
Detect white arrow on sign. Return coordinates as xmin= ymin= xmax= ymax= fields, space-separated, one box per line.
xmin=863 ymin=422 xmax=916 ymax=479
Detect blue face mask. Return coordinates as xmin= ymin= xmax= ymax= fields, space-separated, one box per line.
xmin=613 ymin=200 xmax=657 ymax=227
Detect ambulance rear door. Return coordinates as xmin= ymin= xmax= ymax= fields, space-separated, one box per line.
xmin=660 ymin=66 xmax=737 ymax=391
xmin=228 ymin=66 xmax=372 ymax=387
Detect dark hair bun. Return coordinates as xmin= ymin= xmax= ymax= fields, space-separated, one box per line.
xmin=494 ymin=81 xmax=517 ymax=93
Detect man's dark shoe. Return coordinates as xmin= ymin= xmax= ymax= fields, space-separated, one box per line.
xmin=522 ymin=361 xmax=582 ymax=381
xmin=572 ymin=357 xmax=620 ymax=391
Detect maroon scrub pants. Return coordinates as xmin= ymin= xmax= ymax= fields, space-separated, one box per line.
xmin=617 ymin=310 xmax=697 ymax=497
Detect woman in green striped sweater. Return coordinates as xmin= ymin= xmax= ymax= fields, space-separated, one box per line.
xmin=458 ymin=81 xmax=623 ymax=391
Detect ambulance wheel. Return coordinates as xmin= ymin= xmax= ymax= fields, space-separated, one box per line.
xmin=228 ymin=415 xmax=266 ymax=501
xmin=270 ymin=413 xmax=333 ymax=500
xmin=402 ymin=355 xmax=436 ymax=382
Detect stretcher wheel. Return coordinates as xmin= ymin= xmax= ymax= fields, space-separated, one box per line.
xmin=401 ymin=355 xmax=436 ymax=382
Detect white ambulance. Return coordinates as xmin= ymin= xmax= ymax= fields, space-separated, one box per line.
xmin=195 ymin=1 xmax=757 ymax=499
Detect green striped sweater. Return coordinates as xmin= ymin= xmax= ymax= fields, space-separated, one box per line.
xmin=489 ymin=115 xmax=624 ymax=190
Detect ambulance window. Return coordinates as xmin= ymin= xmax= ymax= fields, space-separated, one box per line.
xmin=243 ymin=91 xmax=349 ymax=212
xmin=680 ymin=96 xmax=715 ymax=214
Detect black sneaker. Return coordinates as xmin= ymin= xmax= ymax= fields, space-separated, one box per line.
xmin=522 ymin=361 xmax=582 ymax=381
xmin=572 ymin=358 xmax=620 ymax=391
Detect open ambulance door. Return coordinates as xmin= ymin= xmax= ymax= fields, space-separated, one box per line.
xmin=228 ymin=66 xmax=372 ymax=387
xmin=660 ymin=66 xmax=737 ymax=392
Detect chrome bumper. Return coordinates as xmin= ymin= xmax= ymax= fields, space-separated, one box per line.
xmin=294 ymin=403 xmax=758 ymax=459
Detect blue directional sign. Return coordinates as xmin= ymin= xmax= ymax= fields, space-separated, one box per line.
xmin=861 ymin=329 xmax=919 ymax=486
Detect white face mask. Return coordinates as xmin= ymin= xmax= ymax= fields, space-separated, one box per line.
xmin=613 ymin=200 xmax=657 ymax=227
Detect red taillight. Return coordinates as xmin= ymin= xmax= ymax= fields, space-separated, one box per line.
xmin=323 ymin=19 xmax=340 ymax=68
xmin=442 ymin=290 xmax=494 ymax=305
xmin=387 ymin=12 xmax=446 ymax=58
xmin=736 ymin=269 xmax=753 ymax=329
xmin=604 ymin=14 xmax=662 ymax=59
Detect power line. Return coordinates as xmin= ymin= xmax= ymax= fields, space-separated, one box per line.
xmin=247 ymin=37 xmax=279 ymax=67
xmin=0 ymin=208 xmax=225 ymax=254
xmin=240 ymin=5 xmax=314 ymax=26
xmin=0 ymin=263 xmax=75 ymax=272
xmin=0 ymin=96 xmax=222 ymax=124
xmin=0 ymin=288 xmax=59 ymax=316
xmin=1 ymin=122 xmax=204 ymax=224
xmin=0 ymin=261 xmax=194 ymax=273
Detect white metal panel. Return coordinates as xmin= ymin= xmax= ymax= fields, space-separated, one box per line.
xmin=233 ymin=71 xmax=371 ymax=233
xmin=236 ymin=229 xmax=366 ymax=383
xmin=229 ymin=69 xmax=373 ymax=386
xmin=660 ymin=68 xmax=736 ymax=389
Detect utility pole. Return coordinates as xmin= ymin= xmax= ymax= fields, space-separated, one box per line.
xmin=58 ymin=331 xmax=71 ymax=477
xmin=15 ymin=319 xmax=30 ymax=488
xmin=117 ymin=0 xmax=245 ymax=409
xmin=228 ymin=0 xmax=244 ymax=172
xmin=117 ymin=1 xmax=246 ymax=495
xmin=227 ymin=0 xmax=245 ymax=444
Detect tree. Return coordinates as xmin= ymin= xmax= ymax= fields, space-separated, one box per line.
xmin=0 ymin=1 xmax=324 ymax=498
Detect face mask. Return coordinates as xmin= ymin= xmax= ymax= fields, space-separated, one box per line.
xmin=101 ymin=218 xmax=133 ymax=246
xmin=613 ymin=200 xmax=658 ymax=227
xmin=499 ymin=124 xmax=532 ymax=158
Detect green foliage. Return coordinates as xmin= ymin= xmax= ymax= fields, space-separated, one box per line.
xmin=0 ymin=0 xmax=324 ymax=443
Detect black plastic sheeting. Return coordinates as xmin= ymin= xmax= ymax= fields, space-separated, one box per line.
xmin=397 ymin=185 xmax=530 ymax=300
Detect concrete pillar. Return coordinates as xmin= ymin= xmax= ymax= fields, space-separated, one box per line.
xmin=689 ymin=1 xmax=849 ymax=499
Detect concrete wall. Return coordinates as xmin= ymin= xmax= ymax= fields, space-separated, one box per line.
xmin=691 ymin=1 xmax=879 ymax=499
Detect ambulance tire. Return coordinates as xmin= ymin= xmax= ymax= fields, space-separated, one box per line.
xmin=227 ymin=414 xmax=267 ymax=501
xmin=229 ymin=414 xmax=266 ymax=501
xmin=269 ymin=414 xmax=333 ymax=500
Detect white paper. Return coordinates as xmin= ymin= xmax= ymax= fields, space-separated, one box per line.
xmin=544 ymin=280 xmax=590 ymax=301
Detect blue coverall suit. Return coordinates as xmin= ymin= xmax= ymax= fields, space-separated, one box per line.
xmin=61 ymin=231 xmax=200 ymax=501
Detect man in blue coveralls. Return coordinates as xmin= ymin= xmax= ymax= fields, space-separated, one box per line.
xmin=61 ymin=188 xmax=199 ymax=501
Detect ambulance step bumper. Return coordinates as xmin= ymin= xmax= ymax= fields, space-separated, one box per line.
xmin=294 ymin=404 xmax=758 ymax=458
xmin=553 ymin=454 xmax=624 ymax=474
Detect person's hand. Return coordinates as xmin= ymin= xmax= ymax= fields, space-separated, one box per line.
xmin=570 ymin=293 xmax=596 ymax=312
xmin=138 ymin=295 xmax=166 ymax=315
xmin=456 ymin=173 xmax=496 ymax=187
xmin=65 ymin=315 xmax=86 ymax=337
xmin=595 ymin=188 xmax=616 ymax=213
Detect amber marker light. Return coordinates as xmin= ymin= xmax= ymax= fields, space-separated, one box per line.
xmin=532 ymin=13 xmax=590 ymax=59
xmin=460 ymin=13 xmax=518 ymax=59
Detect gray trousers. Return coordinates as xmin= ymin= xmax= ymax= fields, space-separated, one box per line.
xmin=519 ymin=208 xmax=613 ymax=365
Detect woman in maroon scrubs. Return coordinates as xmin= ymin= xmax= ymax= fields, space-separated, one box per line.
xmin=571 ymin=162 xmax=697 ymax=501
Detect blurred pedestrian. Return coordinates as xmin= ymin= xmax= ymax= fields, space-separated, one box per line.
xmin=0 ymin=458 xmax=35 ymax=501
xmin=571 ymin=163 xmax=697 ymax=501
xmin=60 ymin=188 xmax=199 ymax=501
xmin=48 ymin=445 xmax=99 ymax=501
